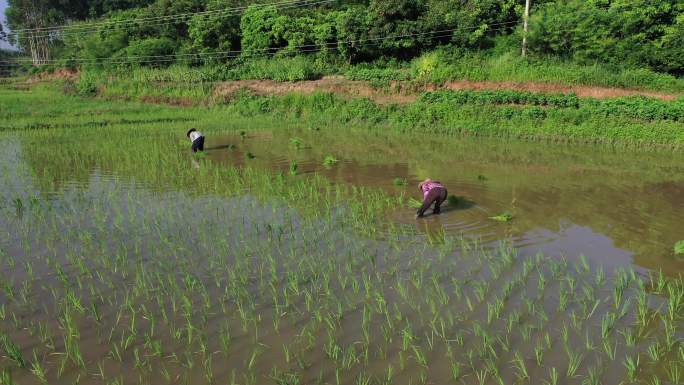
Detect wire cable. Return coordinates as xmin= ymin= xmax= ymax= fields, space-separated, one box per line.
xmin=0 ymin=21 xmax=519 ymax=67
xmin=7 ymin=0 xmax=335 ymax=38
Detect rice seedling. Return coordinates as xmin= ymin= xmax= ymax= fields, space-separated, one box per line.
xmin=583 ymin=364 xmax=603 ymax=385
xmin=323 ymin=155 xmax=339 ymax=166
xmin=1 ymin=84 xmax=684 ymax=385
xmin=603 ymin=338 xmax=617 ymax=361
xmin=0 ymin=332 xmax=26 ymax=368
xmin=623 ymin=354 xmax=640 ymax=383
xmin=408 ymin=197 xmax=422 ymax=209
xmin=566 ymin=348 xmax=583 ymax=378
xmin=511 ymin=351 xmax=529 ymax=380
xmin=545 ymin=367 xmax=559 ymax=385
xmin=289 ymin=137 xmax=304 ymax=149
xmin=666 ymin=362 xmax=681 ymax=384
xmin=674 ymin=240 xmax=684 ymax=255
xmin=489 ymin=212 xmax=513 ymax=222
xmin=393 ymin=178 xmax=408 ymax=186
xmin=646 ymin=341 xmax=664 ymax=363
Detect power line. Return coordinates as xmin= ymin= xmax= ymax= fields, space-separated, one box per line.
xmin=0 ymin=21 xmax=519 ymax=67
xmin=38 ymin=0 xmax=336 ymax=41
xmin=7 ymin=0 xmax=334 ymax=38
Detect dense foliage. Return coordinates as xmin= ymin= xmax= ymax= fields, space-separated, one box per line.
xmin=528 ymin=0 xmax=684 ymax=76
xmin=3 ymin=0 xmax=684 ymax=76
xmin=422 ymin=90 xmax=684 ymax=121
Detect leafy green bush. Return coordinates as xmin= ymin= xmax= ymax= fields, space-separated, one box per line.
xmin=528 ymin=0 xmax=684 ymax=75
xmin=75 ymin=70 xmax=102 ymax=96
xmin=408 ymin=50 xmax=684 ymax=92
xmin=420 ymin=90 xmax=581 ymax=108
xmin=585 ymin=97 xmax=684 ymax=122
xmin=124 ymin=38 xmax=176 ymax=66
xmin=226 ymin=56 xmax=324 ymax=82
xmin=420 ymin=90 xmax=684 ymax=122
xmin=344 ymin=67 xmax=411 ymax=82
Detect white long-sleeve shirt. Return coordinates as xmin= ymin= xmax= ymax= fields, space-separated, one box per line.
xmin=189 ymin=131 xmax=204 ymax=142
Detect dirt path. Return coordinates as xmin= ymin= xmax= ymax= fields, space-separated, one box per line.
xmin=440 ymin=80 xmax=679 ymax=100
xmin=213 ymin=76 xmax=416 ymax=104
xmin=213 ymin=76 xmax=681 ymax=104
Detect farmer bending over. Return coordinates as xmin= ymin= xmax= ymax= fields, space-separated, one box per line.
xmin=417 ymin=178 xmax=447 ymax=218
xmin=187 ymin=128 xmax=205 ymax=152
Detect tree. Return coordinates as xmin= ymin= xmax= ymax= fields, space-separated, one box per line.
xmin=655 ymin=13 xmax=684 ymax=75
xmin=6 ymin=0 xmax=56 ymax=65
xmin=187 ymin=0 xmax=243 ymax=63
xmin=240 ymin=5 xmax=286 ymax=56
xmin=528 ymin=0 xmax=683 ymax=74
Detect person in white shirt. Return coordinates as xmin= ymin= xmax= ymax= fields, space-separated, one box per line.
xmin=186 ymin=128 xmax=205 ymax=152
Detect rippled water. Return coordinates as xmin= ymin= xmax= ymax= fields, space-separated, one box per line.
xmin=206 ymin=129 xmax=684 ymax=275
xmin=3 ymin=93 xmax=684 ymax=385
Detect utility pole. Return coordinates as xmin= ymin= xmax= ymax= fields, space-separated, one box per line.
xmin=522 ymin=0 xmax=531 ymax=57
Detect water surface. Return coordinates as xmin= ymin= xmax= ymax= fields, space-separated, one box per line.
xmin=205 ymin=128 xmax=684 ymax=274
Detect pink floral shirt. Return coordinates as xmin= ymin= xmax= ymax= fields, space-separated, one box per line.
xmin=421 ymin=181 xmax=444 ymax=198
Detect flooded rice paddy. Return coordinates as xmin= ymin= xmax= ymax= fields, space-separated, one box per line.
xmin=1 ymin=87 xmax=684 ymax=385
xmin=206 ymin=129 xmax=684 ymax=275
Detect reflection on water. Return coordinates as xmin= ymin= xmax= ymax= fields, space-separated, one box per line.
xmin=4 ymin=117 xmax=684 ymax=385
xmin=205 ymin=129 xmax=684 ymax=274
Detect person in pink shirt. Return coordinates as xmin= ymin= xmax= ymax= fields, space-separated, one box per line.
xmin=416 ymin=178 xmax=448 ymax=218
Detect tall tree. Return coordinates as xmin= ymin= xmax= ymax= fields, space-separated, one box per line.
xmin=6 ymin=0 xmax=54 ymax=65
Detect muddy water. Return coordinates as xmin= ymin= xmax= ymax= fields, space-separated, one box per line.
xmin=206 ymin=129 xmax=684 ymax=275
xmin=3 ymin=126 xmax=684 ymax=385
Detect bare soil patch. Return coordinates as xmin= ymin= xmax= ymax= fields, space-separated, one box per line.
xmin=28 ymin=68 xmax=79 ymax=83
xmin=440 ymin=80 xmax=679 ymax=101
xmin=214 ymin=76 xmax=681 ymax=104
xmin=213 ymin=76 xmax=416 ymax=104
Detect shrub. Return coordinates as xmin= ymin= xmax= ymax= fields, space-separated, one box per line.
xmin=75 ymin=70 xmax=102 ymax=96
xmin=345 ymin=67 xmax=410 ymax=82
xmin=420 ymin=90 xmax=684 ymax=122
xmin=125 ymin=38 xmax=177 ymax=66
xmin=226 ymin=56 xmax=323 ymax=82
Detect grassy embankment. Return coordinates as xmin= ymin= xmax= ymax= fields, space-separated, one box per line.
xmin=36 ymin=49 xmax=684 ymax=93
xmin=62 ymin=53 xmax=684 ymax=148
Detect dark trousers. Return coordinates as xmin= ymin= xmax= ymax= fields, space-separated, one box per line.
xmin=417 ymin=187 xmax=447 ymax=216
xmin=192 ymin=136 xmax=205 ymax=152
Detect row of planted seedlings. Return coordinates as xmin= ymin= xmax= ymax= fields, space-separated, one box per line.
xmin=2 ymin=175 xmax=684 ymax=385
xmin=1 ymin=128 xmax=684 ymax=385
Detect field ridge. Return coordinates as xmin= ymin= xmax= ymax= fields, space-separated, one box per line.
xmin=212 ymin=76 xmax=682 ymax=104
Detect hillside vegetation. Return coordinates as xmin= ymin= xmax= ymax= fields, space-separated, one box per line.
xmin=2 ymin=0 xmax=683 ymax=91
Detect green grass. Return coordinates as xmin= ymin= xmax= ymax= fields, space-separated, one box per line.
xmin=421 ymin=90 xmax=684 ymax=122
xmin=223 ymin=90 xmax=684 ymax=148
xmin=68 ymin=48 xmax=684 ymax=94
xmin=409 ymin=50 xmax=684 ymax=93
xmin=59 ymin=71 xmax=684 ymax=147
